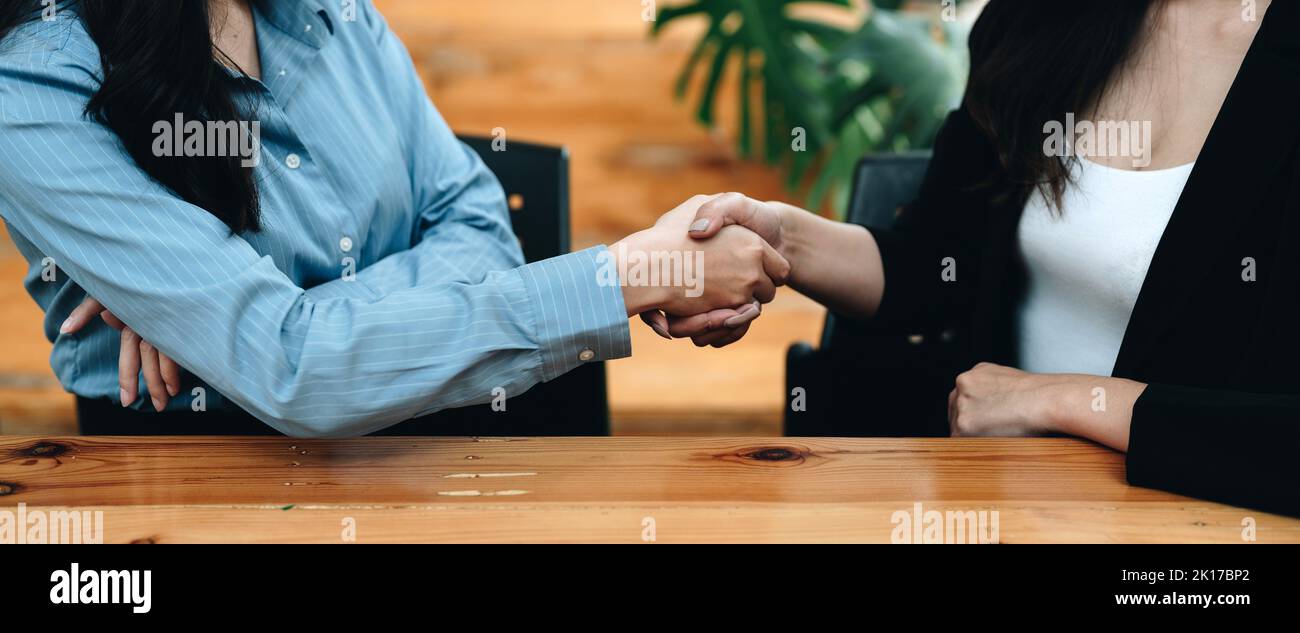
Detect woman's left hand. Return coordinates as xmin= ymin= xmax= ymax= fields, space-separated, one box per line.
xmin=948 ymin=362 xmax=1069 ymax=437
xmin=951 ymin=361 xmax=1144 ymax=449
xmin=60 ymin=297 xmax=182 ymax=412
xmin=948 ymin=362 xmax=1145 ymax=451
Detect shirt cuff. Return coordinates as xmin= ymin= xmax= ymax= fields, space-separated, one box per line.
xmin=515 ymin=246 xmax=632 ymax=382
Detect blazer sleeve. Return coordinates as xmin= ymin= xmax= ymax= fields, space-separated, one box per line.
xmin=1127 ymin=385 xmax=1300 ymax=516
xmin=861 ymin=107 xmax=1004 ymax=334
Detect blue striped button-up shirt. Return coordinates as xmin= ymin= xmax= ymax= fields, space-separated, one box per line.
xmin=0 ymin=0 xmax=631 ymax=436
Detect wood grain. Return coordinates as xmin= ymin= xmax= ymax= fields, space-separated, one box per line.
xmin=1 ymin=436 xmax=1294 ymax=543
xmin=374 ymin=0 xmax=797 ymax=242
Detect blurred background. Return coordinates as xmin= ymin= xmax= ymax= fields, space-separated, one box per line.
xmin=0 ymin=0 xmax=981 ymax=437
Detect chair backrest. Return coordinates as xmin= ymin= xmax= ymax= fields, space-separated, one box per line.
xmin=848 ymin=152 xmax=933 ymax=227
xmin=785 ymin=152 xmax=954 ymax=438
xmin=392 ymin=136 xmax=608 ymax=436
xmin=457 ymin=136 xmax=571 ymax=264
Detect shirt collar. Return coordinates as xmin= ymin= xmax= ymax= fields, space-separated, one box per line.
xmin=253 ymin=0 xmax=333 ymax=49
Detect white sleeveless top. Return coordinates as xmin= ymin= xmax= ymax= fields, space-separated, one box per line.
xmin=1016 ymin=159 xmax=1195 ymax=376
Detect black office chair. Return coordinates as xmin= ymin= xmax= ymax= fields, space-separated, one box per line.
xmin=783 ymin=152 xmax=957 ymax=438
xmin=393 ymin=135 xmax=609 ymax=436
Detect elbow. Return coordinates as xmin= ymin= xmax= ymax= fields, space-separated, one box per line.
xmin=275 ymin=423 xmax=346 ymax=440
xmin=266 ymin=410 xmax=373 ymax=439
xmin=247 ymin=400 xmax=377 ymax=439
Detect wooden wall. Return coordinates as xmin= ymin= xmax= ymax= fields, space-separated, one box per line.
xmin=375 ymin=0 xmax=798 ymax=242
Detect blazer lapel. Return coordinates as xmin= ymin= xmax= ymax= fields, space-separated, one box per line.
xmin=1113 ymin=0 xmax=1300 ymax=378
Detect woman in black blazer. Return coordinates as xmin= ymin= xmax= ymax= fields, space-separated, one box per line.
xmin=656 ymin=0 xmax=1300 ymax=515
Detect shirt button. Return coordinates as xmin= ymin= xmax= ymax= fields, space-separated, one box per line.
xmin=285 ymin=154 xmax=301 ymax=169
xmin=304 ymin=24 xmax=313 ymax=32
xmin=279 ymin=69 xmax=287 ymax=77
xmin=339 ymin=237 xmax=354 ymax=253
xmin=578 ymin=349 xmax=596 ymax=362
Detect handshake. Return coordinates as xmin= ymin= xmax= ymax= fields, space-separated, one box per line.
xmin=61 ymin=191 xmax=799 ymax=414
xmin=609 ymin=193 xmax=789 ymax=348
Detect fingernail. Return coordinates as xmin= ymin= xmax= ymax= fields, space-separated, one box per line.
xmin=59 ymin=318 xmax=73 ymax=334
xmin=723 ymin=315 xmax=752 ymax=328
xmin=166 ymin=382 xmax=179 ymax=397
xmin=650 ymin=323 xmax=672 ymax=340
xmin=688 ymin=219 xmax=710 ymax=233
xmin=152 ymin=397 xmax=165 ymax=412
xmin=120 ymin=388 xmax=133 ymax=407
xmin=724 ymin=304 xmax=760 ymax=328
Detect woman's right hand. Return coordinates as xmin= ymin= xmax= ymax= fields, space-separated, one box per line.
xmin=61 ymin=297 xmax=182 ymax=412
xmin=684 ymin=192 xmax=787 ymax=252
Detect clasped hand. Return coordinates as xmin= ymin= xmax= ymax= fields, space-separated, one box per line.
xmin=631 ymin=193 xmax=787 ymax=347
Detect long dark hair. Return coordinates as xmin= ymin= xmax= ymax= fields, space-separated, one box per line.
xmin=0 ymin=0 xmax=261 ymax=233
xmin=964 ymin=0 xmax=1161 ymax=207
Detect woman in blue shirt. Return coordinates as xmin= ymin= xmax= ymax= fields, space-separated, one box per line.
xmin=0 ymin=0 xmax=784 ymax=436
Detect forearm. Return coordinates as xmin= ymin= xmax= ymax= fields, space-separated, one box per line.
xmin=1045 ymin=375 xmax=1148 ymax=451
xmin=224 ymin=248 xmax=629 ymax=436
xmin=47 ymin=241 xmax=627 ymax=437
xmin=776 ymin=203 xmax=886 ymax=318
xmin=303 ymin=230 xmax=522 ymax=304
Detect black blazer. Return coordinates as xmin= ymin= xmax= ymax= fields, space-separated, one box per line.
xmin=866 ymin=1 xmax=1300 ymax=516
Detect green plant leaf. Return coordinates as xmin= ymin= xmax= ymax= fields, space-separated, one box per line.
xmin=738 ymin=46 xmax=754 ymax=157
xmin=653 ymin=0 xmax=970 ymax=214
xmin=651 ymin=1 xmax=709 ymax=35
xmin=697 ymin=33 xmax=737 ymax=126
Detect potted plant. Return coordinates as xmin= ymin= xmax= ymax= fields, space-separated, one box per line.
xmin=652 ymin=0 xmax=973 ymax=213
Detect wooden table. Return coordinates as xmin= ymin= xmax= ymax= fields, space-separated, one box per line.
xmin=1 ymin=436 xmax=1296 ymax=543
